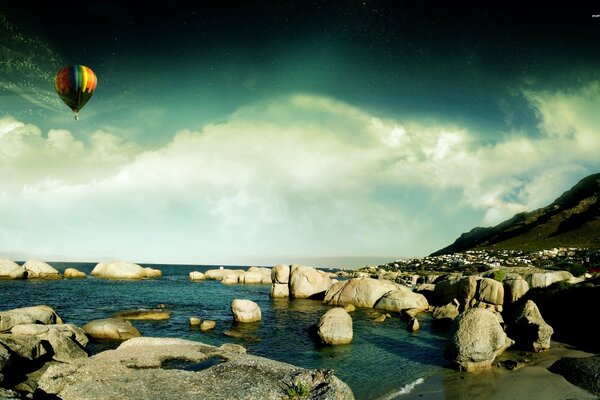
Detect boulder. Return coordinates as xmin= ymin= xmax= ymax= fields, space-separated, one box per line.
xmin=113 ymin=309 xmax=171 ymax=321
xmin=189 ymin=317 xmax=200 ymax=326
xmin=189 ymin=271 xmax=205 ymax=281
xmin=433 ymin=275 xmax=478 ymax=309
xmin=316 ymin=308 xmax=353 ymax=345
xmin=231 ymin=299 xmax=261 ymax=323
xmin=503 ymin=277 xmax=529 ymax=303
xmin=91 ymin=261 xmax=161 ymax=280
xmin=269 ymin=283 xmax=289 ymax=298
xmin=445 ymin=308 xmax=514 ymax=372
xmin=246 ymin=267 xmax=272 ymax=284
xmin=63 ymin=268 xmax=86 ymax=278
xmin=373 ymin=314 xmax=386 ymax=323
xmin=204 ymin=269 xmax=244 ymax=281
xmin=0 ymin=259 xmax=26 ymax=279
xmin=548 ymin=356 xmax=600 ymax=396
xmin=82 ymin=318 xmax=141 ymax=341
xmin=432 ymin=299 xmax=460 ymax=323
xmin=476 ymin=278 xmax=504 ymax=305
xmin=37 ymin=337 xmax=355 ymax=400
xmin=9 ymin=324 xmax=88 ymax=362
xmin=526 ymin=271 xmax=573 ymax=289
xmin=324 ymin=278 xmax=407 ymax=308
xmin=11 ymin=323 xmax=88 ymax=348
xmin=22 ymin=260 xmax=61 ymax=279
xmin=144 ymin=267 xmax=162 ymax=278
xmin=200 ymin=320 xmax=216 ymax=331
xmin=407 ymin=317 xmax=419 ymax=332
xmin=374 ymin=290 xmax=429 ymax=314
xmin=0 ymin=334 xmax=47 ymax=360
xmin=221 ymin=273 xmax=241 ymax=285
xmin=508 ymin=300 xmax=553 ymax=352
xmin=289 ymin=265 xmax=333 ymax=299
xmin=0 ymin=305 xmax=63 ymax=332
xmin=241 ymin=271 xmax=264 ymax=284
xmin=343 ymin=304 xmax=356 ymax=313
xmin=271 ymin=264 xmax=290 ymax=284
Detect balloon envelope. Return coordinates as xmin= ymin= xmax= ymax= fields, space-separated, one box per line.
xmin=54 ymin=65 xmax=97 ymax=117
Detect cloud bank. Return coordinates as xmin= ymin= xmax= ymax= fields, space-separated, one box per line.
xmin=1 ymin=84 xmax=599 ymax=265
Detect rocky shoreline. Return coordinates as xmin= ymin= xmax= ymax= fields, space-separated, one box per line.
xmin=1 ymin=249 xmax=599 ymax=399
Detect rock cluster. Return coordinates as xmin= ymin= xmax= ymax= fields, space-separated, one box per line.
xmin=204 ymin=266 xmax=272 ymax=285
xmin=269 ymin=264 xmax=334 ymax=299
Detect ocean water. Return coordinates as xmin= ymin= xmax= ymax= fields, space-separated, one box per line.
xmin=0 ymin=263 xmax=450 ymax=399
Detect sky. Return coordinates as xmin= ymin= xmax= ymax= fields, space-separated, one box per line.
xmin=1 ymin=1 xmax=600 ymax=267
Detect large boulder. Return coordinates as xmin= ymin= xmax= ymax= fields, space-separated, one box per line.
xmin=188 ymin=271 xmax=205 ymax=281
xmin=508 ymin=300 xmax=553 ymax=352
xmin=373 ymin=290 xmax=429 ymax=314
xmin=445 ymin=308 xmax=514 ymax=372
xmin=269 ymin=283 xmax=289 ymax=298
xmin=82 ymin=318 xmax=141 ymax=340
xmin=271 ymin=264 xmax=290 ymax=284
xmin=245 ymin=267 xmax=272 ymax=284
xmin=433 ymin=275 xmax=478 ymax=309
xmin=324 ymin=278 xmax=407 ymax=308
xmin=316 ymin=308 xmax=353 ymax=345
xmin=37 ymin=337 xmax=355 ymax=400
xmin=526 ymin=271 xmax=573 ymax=289
xmin=549 ymin=356 xmax=600 ymax=396
xmin=289 ymin=265 xmax=333 ymax=299
xmin=503 ymin=276 xmax=529 ymax=303
xmin=0 ymin=334 xmax=47 ymax=361
xmin=22 ymin=260 xmax=61 ymax=279
xmin=0 ymin=305 xmax=63 ymax=332
xmin=475 ymin=278 xmax=504 ymax=305
xmin=63 ymin=268 xmax=86 ymax=278
xmin=0 ymin=259 xmax=26 ymax=279
xmin=91 ymin=261 xmax=161 ymax=280
xmin=231 ymin=299 xmax=261 ymax=323
xmin=11 ymin=324 xmax=88 ymax=362
xmin=432 ymin=299 xmax=460 ymax=324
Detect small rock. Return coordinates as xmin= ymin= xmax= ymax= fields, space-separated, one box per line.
xmin=63 ymin=268 xmax=86 ymax=278
xmin=343 ymin=304 xmax=356 ymax=313
xmin=200 ymin=320 xmax=216 ymax=331
xmin=373 ymin=314 xmax=386 ymax=323
xmin=189 ymin=317 xmax=201 ymax=326
xmin=188 ymin=271 xmax=205 ymax=281
xmin=408 ymin=318 xmax=420 ymax=332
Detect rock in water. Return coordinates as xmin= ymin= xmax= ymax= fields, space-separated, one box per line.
xmin=408 ymin=317 xmax=420 ymax=331
xmin=82 ymin=318 xmax=141 ymax=340
xmin=200 ymin=320 xmax=216 ymax=331
xmin=432 ymin=299 xmax=460 ymax=324
xmin=91 ymin=260 xmax=161 ymax=280
xmin=0 ymin=305 xmax=63 ymax=332
xmin=316 ymin=308 xmax=353 ymax=345
xmin=63 ymin=268 xmax=86 ymax=278
xmin=271 ymin=264 xmax=290 ymax=284
xmin=189 ymin=271 xmax=205 ymax=281
xmin=189 ymin=317 xmax=201 ymax=326
xmin=324 ymin=278 xmax=407 ymax=308
xmin=526 ymin=271 xmax=573 ymax=289
xmin=231 ymin=299 xmax=261 ymax=323
xmin=113 ymin=309 xmax=171 ymax=321
xmin=289 ymin=265 xmax=333 ymax=299
xmin=374 ymin=290 xmax=429 ymax=314
xmin=269 ymin=283 xmax=289 ymax=298
xmin=36 ymin=337 xmax=355 ymax=400
xmin=0 ymin=259 xmax=26 ymax=279
xmin=22 ymin=260 xmax=61 ymax=279
xmin=508 ymin=300 xmax=553 ymax=352
xmin=445 ymin=308 xmax=514 ymax=372
xmin=549 ymin=356 xmax=600 ymax=396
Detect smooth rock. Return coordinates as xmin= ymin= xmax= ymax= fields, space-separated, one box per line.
xmin=200 ymin=320 xmax=216 ymax=331
xmin=271 ymin=264 xmax=290 ymax=284
xmin=503 ymin=277 xmax=529 ymax=303
xmin=82 ymin=318 xmax=141 ymax=340
xmin=0 ymin=305 xmax=63 ymax=332
xmin=11 ymin=323 xmax=88 ymax=348
xmin=373 ymin=314 xmax=386 ymax=323
xmin=0 ymin=259 xmax=26 ymax=279
xmin=433 ymin=275 xmax=478 ymax=310
xmin=221 ymin=274 xmax=240 ymax=285
xmin=22 ymin=260 xmax=61 ymax=279
xmin=113 ymin=309 xmax=171 ymax=320
xmin=445 ymin=308 xmax=514 ymax=372
xmin=63 ymin=268 xmax=86 ymax=278
xmin=289 ymin=265 xmax=333 ymax=299
xmin=37 ymin=337 xmax=354 ymax=400
xmin=408 ymin=317 xmax=420 ymax=331
xmin=526 ymin=271 xmax=573 ymax=289
xmin=343 ymin=304 xmax=356 ymax=313
xmin=476 ymin=278 xmax=504 ymax=305
xmin=144 ymin=267 xmax=162 ymax=278
xmin=324 ymin=278 xmax=407 ymax=308
xmin=509 ymin=300 xmax=553 ymax=352
xmin=269 ymin=283 xmax=289 ymax=298
xmin=241 ymin=271 xmax=264 ymax=284
xmin=0 ymin=334 xmax=47 ymax=360
xmin=374 ymin=289 xmax=429 ymax=314
xmin=189 ymin=317 xmax=201 ymax=326
xmin=91 ymin=260 xmax=161 ymax=280
xmin=316 ymin=308 xmax=353 ymax=345
xmin=432 ymin=299 xmax=460 ymax=323
xmin=549 ymin=356 xmax=600 ymax=396
xmin=231 ymin=299 xmax=261 ymax=323
xmin=189 ymin=271 xmax=205 ymax=281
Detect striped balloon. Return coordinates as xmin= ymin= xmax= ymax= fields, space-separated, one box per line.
xmin=54 ymin=65 xmax=97 ymax=119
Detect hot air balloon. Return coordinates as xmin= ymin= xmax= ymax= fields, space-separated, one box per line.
xmin=54 ymin=65 xmax=97 ymax=120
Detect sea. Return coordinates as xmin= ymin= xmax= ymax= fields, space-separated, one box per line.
xmin=0 ymin=263 xmax=453 ymax=400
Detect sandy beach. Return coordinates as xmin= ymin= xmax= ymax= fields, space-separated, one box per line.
xmin=401 ymin=341 xmax=596 ymax=399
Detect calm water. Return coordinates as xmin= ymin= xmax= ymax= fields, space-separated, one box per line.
xmin=0 ymin=263 xmax=450 ymax=399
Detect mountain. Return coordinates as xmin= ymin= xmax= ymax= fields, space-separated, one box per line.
xmin=432 ymin=173 xmax=600 ymax=255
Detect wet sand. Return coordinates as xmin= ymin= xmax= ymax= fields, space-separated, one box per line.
xmin=399 ymin=341 xmax=597 ymax=400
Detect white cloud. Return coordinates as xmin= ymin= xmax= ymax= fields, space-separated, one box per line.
xmin=0 ymin=86 xmax=599 ymax=264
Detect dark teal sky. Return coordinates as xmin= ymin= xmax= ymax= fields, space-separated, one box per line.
xmin=1 ymin=1 xmax=599 ymax=265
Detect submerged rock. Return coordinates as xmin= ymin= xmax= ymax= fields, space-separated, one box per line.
xmin=316 ymin=308 xmax=353 ymax=345
xmin=36 ymin=337 xmax=355 ymax=400
xmin=231 ymin=299 xmax=261 ymax=323
xmin=445 ymin=308 xmax=514 ymax=372
xmin=22 ymin=260 xmax=61 ymax=279
xmin=91 ymin=260 xmax=161 ymax=280
xmin=113 ymin=309 xmax=171 ymax=321
xmin=82 ymin=318 xmax=141 ymax=341
xmin=0 ymin=259 xmax=26 ymax=280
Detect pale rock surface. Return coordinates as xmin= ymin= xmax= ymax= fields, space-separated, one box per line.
xmin=0 ymin=259 xmax=26 ymax=279
xmin=22 ymin=260 xmax=61 ymax=279
xmin=0 ymin=305 xmax=63 ymax=332
xmin=526 ymin=271 xmax=573 ymax=289
xmin=289 ymin=265 xmax=333 ymax=299
xmin=63 ymin=268 xmax=86 ymax=278
xmin=91 ymin=260 xmax=161 ymax=280
xmin=269 ymin=283 xmax=289 ymax=298
xmin=374 ymin=289 xmax=429 ymax=314
xmin=316 ymin=308 xmax=353 ymax=345
xmin=503 ymin=276 xmax=529 ymax=303
xmin=189 ymin=271 xmax=205 ymax=281
xmin=200 ymin=320 xmax=216 ymax=331
xmin=231 ymin=299 xmax=261 ymax=323
xmin=324 ymin=278 xmax=408 ymax=308
xmin=476 ymin=278 xmax=504 ymax=305
xmin=82 ymin=318 xmax=141 ymax=340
